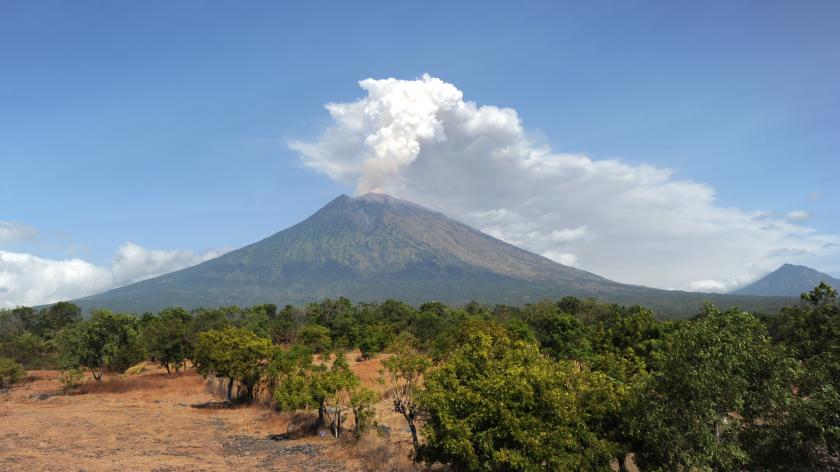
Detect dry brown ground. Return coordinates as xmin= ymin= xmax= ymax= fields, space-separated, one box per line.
xmin=0 ymin=352 xmax=422 ymax=472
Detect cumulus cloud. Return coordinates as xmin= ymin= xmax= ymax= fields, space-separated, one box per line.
xmin=0 ymin=221 xmax=38 ymax=245
xmin=111 ymin=242 xmax=226 ymax=286
xmin=292 ymin=74 xmax=840 ymax=291
xmin=0 ymin=243 xmax=226 ymax=308
xmin=0 ymin=251 xmax=112 ymax=308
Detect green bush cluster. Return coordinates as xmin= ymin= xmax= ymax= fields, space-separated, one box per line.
xmin=1 ymin=284 xmax=838 ymax=469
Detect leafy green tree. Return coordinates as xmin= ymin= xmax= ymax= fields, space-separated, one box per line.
xmin=381 ymin=340 xmax=430 ymax=452
xmin=297 ymin=324 xmax=332 ymax=353
xmin=56 ymin=310 xmax=143 ymax=381
xmin=193 ymin=326 xmax=271 ymax=402
xmin=269 ymin=304 xmax=304 ymax=344
xmin=37 ymin=302 xmax=82 ymax=338
xmin=418 ymin=326 xmax=623 ymax=471
xmin=0 ymin=357 xmax=26 ymax=388
xmin=350 ymin=387 xmax=377 ymax=436
xmin=536 ymin=311 xmax=592 ymax=360
xmin=190 ymin=308 xmax=230 ymax=337
xmin=270 ymin=345 xmax=321 ymax=416
xmin=271 ymin=348 xmax=363 ymax=436
xmin=0 ymin=332 xmax=52 ymax=368
xmin=755 ymin=283 xmax=840 ymax=469
xmin=628 ymin=307 xmax=792 ymax=471
xmin=320 ymin=355 xmax=360 ymax=438
xmin=358 ymin=323 xmax=394 ymax=359
xmin=141 ymin=307 xmax=192 ymax=373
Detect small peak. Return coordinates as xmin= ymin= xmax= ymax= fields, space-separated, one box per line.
xmin=354 ymin=192 xmax=398 ymax=202
xmin=778 ymin=263 xmax=809 ymax=271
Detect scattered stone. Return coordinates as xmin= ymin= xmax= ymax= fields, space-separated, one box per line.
xmin=190 ymin=400 xmax=231 ymax=409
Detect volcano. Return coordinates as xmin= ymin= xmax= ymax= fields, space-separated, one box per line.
xmin=72 ymin=193 xmax=793 ymax=316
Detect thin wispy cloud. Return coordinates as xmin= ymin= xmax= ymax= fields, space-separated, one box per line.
xmin=0 ymin=221 xmax=38 ymax=245
xmin=292 ymin=74 xmax=840 ymax=292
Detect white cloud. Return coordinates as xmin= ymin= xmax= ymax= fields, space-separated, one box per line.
xmin=0 ymin=221 xmax=38 ymax=245
xmin=0 ymin=243 xmax=227 ymax=308
xmin=786 ymin=210 xmax=810 ymax=222
xmin=0 ymin=251 xmax=112 ymax=308
xmin=688 ymin=279 xmax=728 ymax=293
xmin=292 ymin=74 xmax=840 ymax=291
xmin=541 ymin=251 xmax=579 ymax=267
xmin=111 ymin=242 xmax=226 ymax=286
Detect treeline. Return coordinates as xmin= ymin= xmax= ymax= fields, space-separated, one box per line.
xmin=1 ymin=285 xmax=839 ymax=471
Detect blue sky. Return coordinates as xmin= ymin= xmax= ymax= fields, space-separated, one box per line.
xmin=1 ymin=1 xmax=839 ymax=305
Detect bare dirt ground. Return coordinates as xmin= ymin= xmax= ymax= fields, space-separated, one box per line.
xmin=0 ymin=353 xmax=420 ymax=472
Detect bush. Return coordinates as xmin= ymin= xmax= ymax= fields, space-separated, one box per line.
xmin=58 ymin=368 xmax=85 ymax=393
xmin=193 ymin=326 xmax=272 ymax=402
xmin=0 ymin=357 xmax=26 ymax=388
xmin=298 ymin=324 xmax=332 ymax=353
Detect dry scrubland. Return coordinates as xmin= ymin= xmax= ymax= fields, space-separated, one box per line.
xmin=0 ymin=352 xmax=424 ymax=472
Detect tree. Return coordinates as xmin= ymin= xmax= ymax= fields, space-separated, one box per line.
xmin=319 ymin=354 xmax=360 ymax=438
xmin=350 ymin=387 xmax=377 ymax=436
xmin=141 ymin=307 xmax=192 ymax=374
xmin=297 ymin=324 xmax=332 ymax=353
xmin=0 ymin=357 xmax=26 ymax=388
xmin=37 ymin=302 xmax=82 ymax=338
xmin=381 ymin=340 xmax=430 ymax=453
xmin=358 ymin=323 xmax=394 ymax=359
xmin=193 ymin=327 xmax=271 ymax=403
xmin=56 ymin=310 xmax=143 ymax=381
xmin=417 ymin=326 xmax=622 ymax=471
xmin=271 ymin=348 xmax=363 ymax=437
xmin=627 ymin=307 xmax=792 ymax=471
xmin=0 ymin=332 xmax=52 ymax=369
xmin=757 ymin=284 xmax=840 ymax=469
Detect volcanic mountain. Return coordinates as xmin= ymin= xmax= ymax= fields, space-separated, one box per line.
xmin=732 ymin=263 xmax=840 ymax=297
xmin=73 ymin=193 xmax=794 ymax=316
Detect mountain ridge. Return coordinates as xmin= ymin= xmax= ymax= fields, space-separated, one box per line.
xmin=71 ymin=193 xmax=796 ymax=317
xmin=732 ymin=263 xmax=840 ymax=297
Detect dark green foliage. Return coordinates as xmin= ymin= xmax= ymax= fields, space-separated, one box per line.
xmin=417 ymin=325 xmax=624 ymax=471
xmin=357 ymin=323 xmax=394 ymax=359
xmin=4 ymin=284 xmax=838 ymax=468
xmin=270 ymin=348 xmax=362 ymax=436
xmin=627 ymin=307 xmax=793 ymax=471
xmin=297 ymin=324 xmax=332 ymax=353
xmin=56 ymin=310 xmax=143 ymax=380
xmin=756 ymin=282 xmax=840 ymax=468
xmin=193 ymin=326 xmax=272 ymax=402
xmin=0 ymin=357 xmax=26 ymax=388
xmin=140 ymin=307 xmax=192 ymax=373
xmin=0 ymin=332 xmax=53 ymax=369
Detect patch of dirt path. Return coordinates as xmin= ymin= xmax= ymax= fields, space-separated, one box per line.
xmin=0 ymin=368 xmax=356 ymax=471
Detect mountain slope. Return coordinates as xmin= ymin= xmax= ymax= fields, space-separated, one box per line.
xmin=73 ymin=193 xmax=794 ymax=317
xmin=732 ymin=264 xmax=840 ymax=297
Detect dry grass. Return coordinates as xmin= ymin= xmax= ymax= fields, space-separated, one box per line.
xmin=0 ymin=354 xmax=439 ymax=471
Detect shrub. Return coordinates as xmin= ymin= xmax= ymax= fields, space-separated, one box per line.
xmin=0 ymin=357 xmax=26 ymax=388
xmin=193 ymin=326 xmax=272 ymax=402
xmin=58 ymin=368 xmax=85 ymax=393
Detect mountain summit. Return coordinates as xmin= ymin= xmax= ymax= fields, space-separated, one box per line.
xmin=73 ymin=193 xmax=793 ymax=316
xmin=732 ymin=263 xmax=840 ymax=297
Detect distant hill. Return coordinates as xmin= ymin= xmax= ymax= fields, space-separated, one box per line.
xmin=72 ymin=193 xmax=794 ymax=317
xmin=732 ymin=263 xmax=840 ymax=297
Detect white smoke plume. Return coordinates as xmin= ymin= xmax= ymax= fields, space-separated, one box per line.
xmin=291 ymin=74 xmax=840 ymax=292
